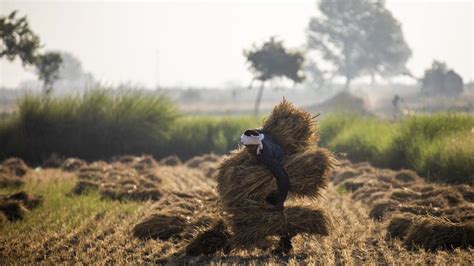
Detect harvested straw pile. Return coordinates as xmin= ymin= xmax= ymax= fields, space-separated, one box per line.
xmin=0 ymin=191 xmax=43 ymax=221
xmin=133 ymin=213 xmax=188 ymax=240
xmin=159 ymin=155 xmax=182 ymax=166
xmin=186 ymin=153 xmax=221 ymax=168
xmin=386 ymin=213 xmax=416 ymax=240
xmin=185 ymin=154 xmax=222 ymax=178
xmin=185 ymin=220 xmax=230 ymax=256
xmin=61 ymin=158 xmax=86 ymax=172
xmin=133 ymin=189 xmax=220 ymax=242
xmin=228 ymin=202 xmax=332 ymax=249
xmin=217 ymin=99 xmax=335 ymax=249
xmin=404 ymin=217 xmax=474 ymax=250
xmin=1 ymin=158 xmax=28 ymax=177
xmin=389 ymin=214 xmax=474 ymax=251
xmin=393 ymin=170 xmax=420 ymax=183
xmin=71 ymin=156 xmax=163 ymax=201
xmin=0 ymin=171 xmax=24 ymax=188
xmin=0 ymin=158 xmax=29 ymax=188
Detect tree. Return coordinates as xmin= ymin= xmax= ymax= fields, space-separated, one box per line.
xmin=421 ymin=60 xmax=463 ymax=97
xmin=35 ymin=52 xmax=62 ymax=95
xmin=0 ymin=11 xmax=41 ymax=66
xmin=244 ymin=37 xmax=305 ymax=115
xmin=307 ymin=0 xmax=411 ymax=89
xmin=53 ymin=51 xmax=95 ymax=93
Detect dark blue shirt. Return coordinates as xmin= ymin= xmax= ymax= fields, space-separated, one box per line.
xmin=253 ymin=130 xmax=290 ymax=207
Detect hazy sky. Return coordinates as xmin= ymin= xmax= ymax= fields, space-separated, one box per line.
xmin=0 ymin=0 xmax=472 ymax=88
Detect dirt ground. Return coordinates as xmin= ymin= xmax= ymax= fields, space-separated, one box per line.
xmin=0 ymin=156 xmax=472 ymax=264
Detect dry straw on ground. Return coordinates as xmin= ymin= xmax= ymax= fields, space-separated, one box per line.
xmin=331 ymin=158 xmax=473 ymax=251
xmin=159 ymin=155 xmax=182 ymax=166
xmin=71 ymin=155 xmax=164 ymax=201
xmin=404 ymin=216 xmax=474 ymax=251
xmin=0 ymin=158 xmax=29 ymax=188
xmin=0 ymin=191 xmax=43 ymax=221
xmin=217 ymin=99 xmax=335 ymax=249
xmin=1 ymin=158 xmax=28 ymax=177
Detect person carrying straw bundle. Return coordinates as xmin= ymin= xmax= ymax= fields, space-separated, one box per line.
xmin=217 ymin=99 xmax=335 ymax=254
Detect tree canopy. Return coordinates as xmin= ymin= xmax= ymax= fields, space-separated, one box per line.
xmin=0 ymin=11 xmax=41 ymax=66
xmin=421 ymin=61 xmax=463 ymax=97
xmin=244 ymin=37 xmax=305 ymax=84
xmin=35 ymin=52 xmax=63 ymax=95
xmin=307 ymin=0 xmax=411 ymax=88
xmin=244 ymin=37 xmax=305 ymax=115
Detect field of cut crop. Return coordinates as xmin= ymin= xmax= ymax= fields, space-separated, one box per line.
xmin=1 ymin=155 xmax=472 ymax=264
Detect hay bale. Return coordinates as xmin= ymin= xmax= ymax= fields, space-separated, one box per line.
xmin=5 ymin=191 xmax=43 ymax=210
xmin=185 ymin=154 xmax=221 ymax=168
xmin=228 ymin=203 xmax=332 ymax=248
xmin=339 ymin=176 xmax=384 ymax=193
xmin=0 ymin=173 xmax=24 ymax=188
xmin=159 ymin=155 xmax=182 ymax=166
xmin=351 ymin=187 xmax=387 ymax=203
xmin=2 ymin=158 xmax=28 ymax=176
xmin=332 ymin=169 xmax=362 ymax=184
xmin=390 ymin=188 xmax=422 ymax=202
xmin=113 ymin=155 xmax=139 ymax=164
xmin=99 ymin=187 xmax=162 ymax=201
xmin=72 ymin=180 xmax=100 ymax=195
xmin=394 ymin=170 xmax=420 ymax=183
xmin=132 ymin=213 xmax=187 ymax=240
xmin=61 ymin=158 xmax=86 ymax=172
xmin=386 ymin=213 xmax=416 ymax=240
xmin=421 ymin=188 xmax=464 ymax=206
xmin=404 ymin=216 xmax=474 ymax=250
xmin=261 ymin=99 xmax=318 ymax=154
xmin=369 ymin=200 xmax=399 ymax=220
xmin=133 ymin=155 xmax=158 ymax=172
xmin=453 ymin=184 xmax=474 ymax=202
xmin=0 ymin=201 xmax=28 ymax=221
xmin=185 ymin=220 xmax=230 ymax=256
xmin=218 ymin=147 xmax=334 ymax=207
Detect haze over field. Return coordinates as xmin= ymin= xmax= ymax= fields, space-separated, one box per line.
xmin=1 ymin=0 xmax=472 ymax=89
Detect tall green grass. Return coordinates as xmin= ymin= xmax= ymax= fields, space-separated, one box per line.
xmin=320 ymin=112 xmax=474 ymax=184
xmin=0 ymin=90 xmax=259 ymax=163
xmin=0 ymin=89 xmax=178 ymax=162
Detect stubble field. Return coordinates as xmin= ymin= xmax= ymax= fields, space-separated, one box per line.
xmin=1 ymin=154 xmax=472 ymax=264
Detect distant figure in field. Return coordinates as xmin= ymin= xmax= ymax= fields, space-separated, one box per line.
xmin=392 ymin=94 xmax=403 ymax=120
